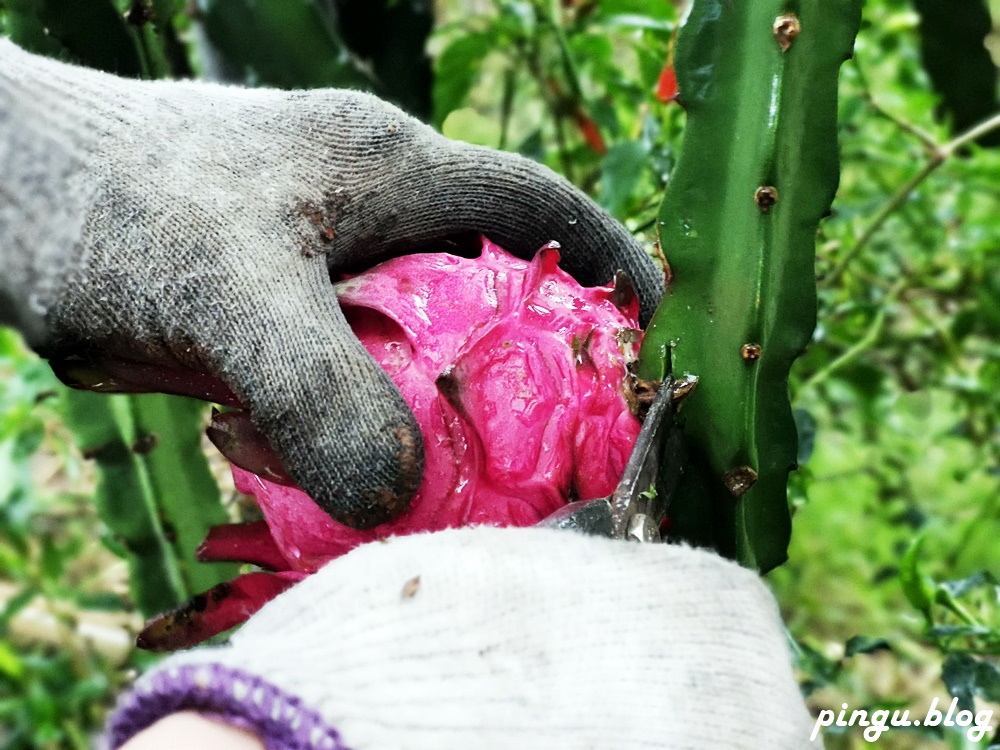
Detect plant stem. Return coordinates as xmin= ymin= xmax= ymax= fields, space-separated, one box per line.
xmin=826 ymin=161 xmax=940 ymax=285
xmin=946 ymin=110 xmax=1000 ymax=152
xmin=802 ymin=275 xmax=908 ymax=392
xmin=521 ymin=31 xmax=575 ymax=180
xmin=826 ymin=110 xmax=1000 ymax=285
xmin=542 ymin=0 xmax=585 ymax=104
xmin=551 ymin=99 xmax=574 ymax=180
xmin=637 ymin=0 xmax=863 ymax=571
xmin=498 ymin=64 xmax=517 ymax=151
xmin=852 ymin=58 xmax=938 ymax=152
xmin=937 ymin=589 xmax=984 ymax=629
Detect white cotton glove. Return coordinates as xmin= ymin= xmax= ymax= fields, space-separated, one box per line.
xmin=105 ymin=527 xmax=818 ymax=750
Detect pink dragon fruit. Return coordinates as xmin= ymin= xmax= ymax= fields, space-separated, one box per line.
xmin=139 ymin=237 xmax=643 ymax=650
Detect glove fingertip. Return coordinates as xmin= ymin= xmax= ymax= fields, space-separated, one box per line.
xmin=322 ymin=420 xmax=423 ymax=530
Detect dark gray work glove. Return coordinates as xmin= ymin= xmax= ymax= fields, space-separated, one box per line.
xmin=0 ymin=40 xmax=664 ymax=528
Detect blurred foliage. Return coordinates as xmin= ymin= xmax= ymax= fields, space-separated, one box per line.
xmin=430 ymin=0 xmax=682 ymax=227
xmin=773 ymin=0 xmax=1000 ymax=744
xmin=0 ymin=329 xmax=137 ymax=747
xmin=1 ymin=0 xmax=999 ymax=747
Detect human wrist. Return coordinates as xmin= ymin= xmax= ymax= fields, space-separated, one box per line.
xmin=118 ymin=711 xmax=265 ymax=750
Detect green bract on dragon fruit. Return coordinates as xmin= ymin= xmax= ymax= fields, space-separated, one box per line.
xmin=141 ymin=237 xmax=645 ymax=650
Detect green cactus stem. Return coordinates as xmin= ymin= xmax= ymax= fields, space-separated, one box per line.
xmin=637 ymin=0 xmax=862 ymax=572
xmin=62 ymin=391 xmax=235 ymax=617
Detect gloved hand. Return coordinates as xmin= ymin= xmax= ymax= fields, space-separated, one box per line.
xmin=0 ymin=40 xmax=664 ymax=528
xmin=105 ymin=527 xmax=818 ymax=750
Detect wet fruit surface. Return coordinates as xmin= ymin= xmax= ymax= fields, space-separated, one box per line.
xmin=141 ymin=237 xmax=644 ymax=648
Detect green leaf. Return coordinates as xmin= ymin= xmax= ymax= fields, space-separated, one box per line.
xmin=593 ymin=0 xmax=675 ymax=20
xmin=597 ymin=140 xmax=650 ymax=219
xmin=792 ymin=408 xmax=817 ymax=465
xmin=594 ymin=14 xmax=675 ymax=32
xmin=334 ymin=0 xmax=433 ymax=119
xmin=790 ymin=636 xmax=843 ymax=695
xmin=199 ymin=0 xmax=370 ymax=90
xmin=432 ymin=32 xmax=493 ymax=129
xmin=0 ymin=641 xmax=25 ymax=681
xmin=517 ymin=129 xmax=546 ymax=162
xmin=3 ymin=0 xmax=67 ymax=59
xmin=940 ymin=571 xmax=999 ymax=599
xmin=899 ymin=535 xmax=936 ymax=615
xmin=943 ymin=653 xmax=980 ymax=712
xmin=441 ymin=107 xmax=502 ymax=148
xmin=0 ymin=586 xmax=35 ymax=632
xmin=844 ymin=635 xmax=893 ymax=656
xmin=6 ymin=0 xmax=143 ymax=76
xmin=973 ymin=660 xmax=1000 ymax=703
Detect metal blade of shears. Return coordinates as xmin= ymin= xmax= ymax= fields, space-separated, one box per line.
xmin=538 ymin=373 xmax=696 ymax=541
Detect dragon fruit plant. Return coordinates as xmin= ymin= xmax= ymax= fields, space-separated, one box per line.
xmin=137 ymin=237 xmax=646 ymax=650
xmin=638 ymin=0 xmax=863 ymax=572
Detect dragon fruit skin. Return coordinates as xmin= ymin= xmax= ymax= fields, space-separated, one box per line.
xmin=237 ymin=238 xmax=643 ymax=572
xmin=140 ymin=238 xmax=643 ymax=649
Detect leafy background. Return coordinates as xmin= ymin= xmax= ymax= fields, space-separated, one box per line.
xmin=0 ymin=0 xmax=998 ymax=747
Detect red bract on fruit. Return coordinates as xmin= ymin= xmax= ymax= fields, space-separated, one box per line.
xmin=140 ymin=237 xmax=643 ymax=650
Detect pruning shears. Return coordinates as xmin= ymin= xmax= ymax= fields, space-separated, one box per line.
xmin=538 ymin=373 xmax=697 ymax=542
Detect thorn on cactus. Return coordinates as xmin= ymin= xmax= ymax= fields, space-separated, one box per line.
xmin=722 ymin=466 xmax=758 ymax=498
xmin=670 ymin=375 xmax=699 ymax=405
xmin=773 ymin=14 xmax=801 ymax=52
xmin=754 ymin=186 xmax=779 ymax=212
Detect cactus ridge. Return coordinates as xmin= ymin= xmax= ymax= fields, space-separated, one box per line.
xmin=638 ymin=0 xmax=863 ymax=571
